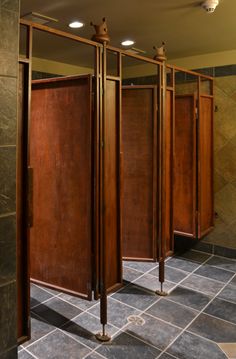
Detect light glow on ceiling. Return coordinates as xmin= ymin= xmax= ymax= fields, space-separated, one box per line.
xmin=69 ymin=21 xmax=84 ymax=29
xmin=121 ymin=40 xmax=135 ymax=46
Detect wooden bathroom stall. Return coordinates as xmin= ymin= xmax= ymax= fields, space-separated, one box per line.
xmin=17 ymin=68 xmax=123 ymax=342
xmin=122 ymin=85 xmax=174 ymax=260
xmin=174 ymin=93 xmax=214 ymax=239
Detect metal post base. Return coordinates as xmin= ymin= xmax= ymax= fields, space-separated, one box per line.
xmin=95 ymin=332 xmax=111 ymax=342
xmin=155 ymin=283 xmax=168 ymax=296
xmin=155 ymin=289 xmax=168 ymax=296
xmin=95 ymin=325 xmax=111 ymax=342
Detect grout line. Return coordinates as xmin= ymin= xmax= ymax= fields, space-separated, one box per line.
xmin=198 ymin=311 xmax=236 ymax=328
xmin=179 ymin=283 xmax=223 ymax=298
xmin=164 ymin=265 xmax=191 ymax=275
xmin=155 ymin=258 xmax=236 ymax=359
xmin=207 ymin=254 xmax=236 ymax=263
xmin=0 ymin=212 xmax=16 ymax=219
xmin=32 ymin=282 xmax=62 ymax=297
xmin=57 ymin=327 xmax=100 ymax=353
xmin=156 ymin=254 xmax=215 ymax=296
xmin=82 ymin=348 xmax=107 ymax=359
xmin=24 ymin=347 xmax=40 ymax=359
xmin=30 ymin=294 xmax=58 ymax=310
xmin=23 ymin=328 xmax=58 ymax=350
xmin=26 ymin=257 xmax=236 ymax=358
xmin=158 ymin=296 xmax=201 ymax=313
xmin=190 ymin=271 xmax=234 ymax=285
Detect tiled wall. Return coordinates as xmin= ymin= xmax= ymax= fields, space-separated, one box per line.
xmin=203 ymin=75 xmax=236 ymax=249
xmin=0 ymin=0 xmax=19 ymax=358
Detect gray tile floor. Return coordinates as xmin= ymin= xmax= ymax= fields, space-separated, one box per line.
xmin=18 ymin=249 xmax=236 ymax=359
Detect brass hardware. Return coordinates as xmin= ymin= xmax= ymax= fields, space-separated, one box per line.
xmin=27 ymin=166 xmax=33 ymax=227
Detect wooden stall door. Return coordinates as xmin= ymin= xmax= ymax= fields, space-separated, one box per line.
xmin=122 ymin=86 xmax=157 ymax=260
xmin=17 ymin=63 xmax=30 ymax=343
xmin=104 ymin=79 xmax=122 ymax=292
xmin=30 ymin=75 xmax=93 ymax=299
xmin=198 ymin=95 xmax=214 ymax=237
xmin=174 ymin=95 xmax=197 ymax=237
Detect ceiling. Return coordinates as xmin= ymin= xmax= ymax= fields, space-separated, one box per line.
xmin=20 ymin=0 xmax=236 ymax=66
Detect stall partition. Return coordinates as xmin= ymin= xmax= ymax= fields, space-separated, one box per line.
xmin=17 ymin=18 xmax=214 ymax=346
xmin=172 ymin=68 xmax=214 ymax=239
xmin=17 ymin=21 xmax=124 ymax=343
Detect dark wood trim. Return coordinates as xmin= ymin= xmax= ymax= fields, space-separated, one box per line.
xmin=31 ymin=74 xmax=92 ymax=85
xmin=167 ymin=64 xmax=213 ymax=80
xmin=20 ymin=19 xmax=102 ymax=48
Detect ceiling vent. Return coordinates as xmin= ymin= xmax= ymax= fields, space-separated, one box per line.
xmin=21 ymin=12 xmax=58 ymax=25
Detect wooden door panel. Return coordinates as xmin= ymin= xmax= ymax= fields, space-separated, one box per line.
xmin=174 ymin=95 xmax=196 ymax=237
xmin=122 ymin=87 xmax=156 ymax=260
xmin=30 ymin=75 xmax=93 ymax=299
xmin=199 ymin=96 xmax=214 ymax=237
xmin=104 ymin=79 xmax=122 ymax=291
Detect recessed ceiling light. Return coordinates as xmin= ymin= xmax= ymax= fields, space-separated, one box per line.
xmin=121 ymin=40 xmax=135 ymax=46
xmin=69 ymin=21 xmax=84 ymax=29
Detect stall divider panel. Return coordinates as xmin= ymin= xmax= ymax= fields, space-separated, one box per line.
xmin=198 ymin=95 xmax=214 ymax=237
xmin=104 ymin=78 xmax=123 ymax=292
xmin=174 ymin=95 xmax=197 ymax=237
xmin=30 ymin=75 xmax=94 ymax=299
xmin=164 ymin=89 xmax=174 ymax=255
xmin=122 ymin=86 xmax=157 ymax=261
xmin=17 ymin=62 xmax=31 ymax=343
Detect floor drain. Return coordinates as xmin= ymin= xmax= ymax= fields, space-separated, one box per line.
xmin=127 ymin=315 xmax=145 ymax=326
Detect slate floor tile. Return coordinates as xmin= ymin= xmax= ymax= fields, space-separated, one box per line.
xmin=23 ymin=313 xmax=55 ymax=347
xmin=149 ymin=266 xmax=189 ymax=284
xmin=195 ymin=263 xmax=235 ymax=283
xmin=62 ymin=312 xmax=118 ymax=349
xmin=123 ymin=261 xmax=158 ymax=273
xmin=230 ymin=275 xmax=236 ymax=286
xmin=146 ymin=298 xmax=198 ymax=329
xmin=32 ymin=297 xmax=82 ymax=328
xmin=58 ymin=293 xmax=98 ymax=311
xmin=112 ymin=284 xmax=159 ymax=311
xmin=204 ymin=297 xmax=236 ymax=325
xmin=189 ymin=312 xmax=236 ymax=343
xmin=18 ymin=350 xmax=35 ymax=359
xmin=218 ymin=283 xmax=236 ymax=304
xmin=178 ymin=250 xmax=211 ymax=263
xmin=88 ymin=297 xmax=141 ymax=328
xmin=126 ymin=313 xmax=181 ymax=351
xmin=85 ymin=353 xmax=106 ymax=359
xmin=166 ymin=256 xmax=200 ymax=273
xmin=167 ymin=331 xmax=227 ymax=359
xmin=30 ymin=284 xmax=54 ymax=308
xmin=159 ymin=353 xmax=179 ymax=359
xmin=27 ymin=329 xmax=91 ymax=359
xmin=134 ymin=273 xmax=175 ymax=293
xmin=122 ymin=266 xmax=143 ymax=283
xmin=167 ymin=286 xmax=211 ymax=310
xmin=181 ymin=274 xmax=224 ymax=296
xmin=206 ymin=256 xmax=236 ymax=273
xmin=96 ymin=331 xmax=161 ymax=359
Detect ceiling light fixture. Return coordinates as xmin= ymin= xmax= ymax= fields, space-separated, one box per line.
xmin=69 ymin=21 xmax=84 ymax=29
xmin=121 ymin=40 xmax=135 ymax=46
